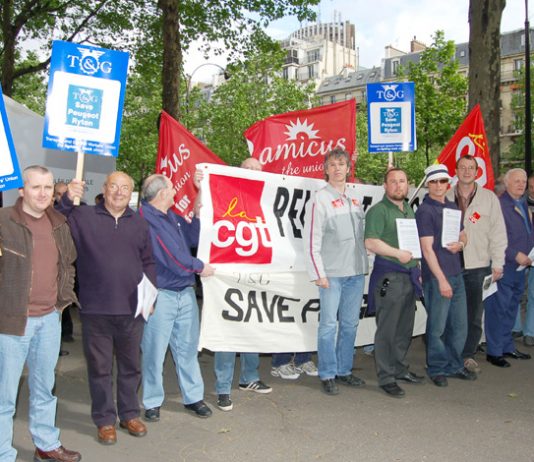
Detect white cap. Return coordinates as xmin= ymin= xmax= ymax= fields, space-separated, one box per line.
xmin=424 ymin=164 xmax=451 ymax=186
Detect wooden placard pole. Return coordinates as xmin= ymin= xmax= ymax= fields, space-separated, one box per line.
xmin=73 ymin=148 xmax=85 ymax=206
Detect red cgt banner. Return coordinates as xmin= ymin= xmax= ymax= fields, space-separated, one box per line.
xmin=437 ymin=104 xmax=495 ymax=190
xmin=156 ymin=110 xmax=226 ymax=220
xmin=243 ymin=100 xmax=356 ymax=180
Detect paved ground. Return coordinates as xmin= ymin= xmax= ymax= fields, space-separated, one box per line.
xmin=12 ymin=314 xmax=534 ymax=462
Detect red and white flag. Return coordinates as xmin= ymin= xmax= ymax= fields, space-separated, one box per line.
xmin=156 ymin=111 xmax=226 ymax=220
xmin=437 ymin=104 xmax=494 ymax=190
xmin=243 ymin=100 xmax=356 ymax=180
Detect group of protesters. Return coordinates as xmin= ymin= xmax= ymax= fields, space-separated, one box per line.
xmin=0 ymin=149 xmax=532 ymax=461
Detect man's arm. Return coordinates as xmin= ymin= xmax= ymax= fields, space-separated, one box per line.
xmin=420 ymin=236 xmax=452 ymax=299
xmin=303 ymin=197 xmax=328 ymax=288
xmin=365 ymin=238 xmax=413 ymax=264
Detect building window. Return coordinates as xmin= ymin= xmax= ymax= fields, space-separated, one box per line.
xmin=460 ymin=50 xmax=465 ymax=57
xmin=308 ymin=65 xmax=315 ymax=79
xmin=282 ymin=67 xmax=289 ymax=79
xmin=307 ymin=49 xmax=320 ymax=63
xmin=330 ymin=95 xmax=336 ymax=104
xmin=392 ymin=60 xmax=400 ymax=75
xmin=515 ymin=59 xmax=525 ymax=71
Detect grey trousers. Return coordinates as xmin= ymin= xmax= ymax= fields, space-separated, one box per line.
xmin=374 ymin=272 xmax=416 ymax=386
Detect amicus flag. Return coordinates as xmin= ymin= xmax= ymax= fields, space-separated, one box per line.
xmin=156 ymin=110 xmax=225 ymax=220
xmin=243 ymin=100 xmax=356 ymax=180
xmin=436 ymin=104 xmax=494 ymax=190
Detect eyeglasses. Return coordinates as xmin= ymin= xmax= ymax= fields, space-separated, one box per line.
xmin=428 ymin=179 xmax=449 ymax=185
xmin=379 ymin=278 xmax=390 ymax=297
xmin=107 ymin=183 xmax=131 ymax=193
xmin=458 ymin=166 xmax=476 ymax=172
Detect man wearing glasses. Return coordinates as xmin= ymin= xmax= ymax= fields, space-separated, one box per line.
xmin=416 ymin=164 xmax=471 ymax=387
xmin=60 ymin=172 xmax=156 ymax=445
xmin=446 ymin=155 xmax=507 ymax=372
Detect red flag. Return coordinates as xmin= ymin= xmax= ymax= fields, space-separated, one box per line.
xmin=156 ymin=111 xmax=225 ymax=220
xmin=243 ymin=100 xmax=356 ymax=180
xmin=437 ymin=104 xmax=494 ymax=190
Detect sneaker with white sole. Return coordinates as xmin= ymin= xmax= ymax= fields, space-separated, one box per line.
xmin=238 ymin=380 xmax=272 ymax=393
xmin=217 ymin=394 xmax=233 ymax=411
xmin=295 ymin=360 xmax=319 ymax=376
xmin=271 ymin=363 xmax=300 ymax=380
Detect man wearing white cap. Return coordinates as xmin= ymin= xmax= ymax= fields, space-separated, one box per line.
xmin=415 ymin=164 xmax=472 ymax=387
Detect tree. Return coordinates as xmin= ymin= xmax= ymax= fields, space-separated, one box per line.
xmin=185 ymin=33 xmax=317 ymax=166
xmin=468 ymin=0 xmax=506 ymax=175
xmin=0 ymin=0 xmax=152 ymax=97
xmin=400 ymin=31 xmax=468 ymax=168
xmin=158 ymin=0 xmax=319 ymax=120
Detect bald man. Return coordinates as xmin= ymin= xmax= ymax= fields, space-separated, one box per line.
xmin=61 ymin=173 xmax=156 ymax=445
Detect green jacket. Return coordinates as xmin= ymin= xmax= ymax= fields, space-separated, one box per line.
xmin=0 ymin=197 xmax=78 ymax=336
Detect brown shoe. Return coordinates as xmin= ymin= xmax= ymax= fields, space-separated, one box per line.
xmin=97 ymin=425 xmax=117 ymax=445
xmin=34 ymin=445 xmax=81 ymax=461
xmin=119 ymin=418 xmax=147 ymax=437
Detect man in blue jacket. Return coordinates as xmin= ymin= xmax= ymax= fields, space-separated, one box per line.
xmin=485 ymin=168 xmax=533 ymax=367
xmin=139 ymin=174 xmax=215 ymax=421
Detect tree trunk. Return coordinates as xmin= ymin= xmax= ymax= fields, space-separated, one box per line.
xmin=1 ymin=0 xmax=16 ymax=96
xmin=468 ymin=0 xmax=505 ymax=175
xmin=159 ymin=0 xmax=182 ymax=120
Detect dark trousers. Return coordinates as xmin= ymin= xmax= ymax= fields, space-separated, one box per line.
xmin=484 ymin=267 xmax=525 ymax=357
xmin=373 ymin=272 xmax=416 ymax=386
xmin=61 ymin=306 xmax=73 ymax=338
xmin=81 ymin=314 xmax=144 ymax=427
xmin=462 ymin=266 xmax=491 ymax=359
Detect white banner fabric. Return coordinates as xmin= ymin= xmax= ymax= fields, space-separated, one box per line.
xmin=197 ymin=163 xmax=426 ymax=352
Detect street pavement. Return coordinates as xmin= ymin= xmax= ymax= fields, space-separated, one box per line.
xmin=11 ymin=314 xmax=534 ymax=462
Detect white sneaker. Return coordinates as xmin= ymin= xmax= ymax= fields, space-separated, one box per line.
xmin=295 ymin=360 xmax=319 ymax=377
xmin=464 ymin=358 xmax=481 ymax=373
xmin=270 ymin=363 xmax=300 ymax=380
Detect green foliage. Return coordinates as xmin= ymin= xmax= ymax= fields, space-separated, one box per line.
xmin=184 ymin=34 xmax=317 ymax=166
xmin=399 ymin=30 xmax=467 ymax=170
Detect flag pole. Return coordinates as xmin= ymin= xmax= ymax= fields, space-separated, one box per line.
xmin=73 ymin=145 xmax=85 ymax=206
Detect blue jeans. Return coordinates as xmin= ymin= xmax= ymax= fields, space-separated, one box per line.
xmin=142 ymin=287 xmax=204 ymax=407
xmin=0 ymin=311 xmax=62 ymax=462
xmin=272 ymin=352 xmax=312 ymax=367
xmin=423 ymin=275 xmax=468 ymax=377
xmin=214 ymin=352 xmax=259 ymax=395
xmin=513 ymin=268 xmax=534 ymax=337
xmin=485 ymin=267 xmax=525 ymax=356
xmin=317 ymin=275 xmax=365 ymax=380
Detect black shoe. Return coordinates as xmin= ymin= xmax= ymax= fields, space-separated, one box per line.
xmin=59 ymin=350 xmax=69 ymax=357
xmin=396 ymin=371 xmax=424 ymax=384
xmin=486 ymin=354 xmax=511 ymax=368
xmin=380 ymin=382 xmax=405 ymax=398
xmin=321 ymin=378 xmax=339 ymax=395
xmin=216 ymin=394 xmax=233 ymax=411
xmin=448 ymin=367 xmax=477 ymax=381
xmin=184 ymin=400 xmax=212 ymax=418
xmin=430 ymin=375 xmax=448 ymax=387
xmin=144 ymin=407 xmax=160 ymax=422
xmin=476 ymin=343 xmax=486 ymax=353
xmin=503 ymin=350 xmax=531 ymax=360
xmin=512 ymin=330 xmax=524 ymax=339
xmin=335 ymin=374 xmax=366 ymax=387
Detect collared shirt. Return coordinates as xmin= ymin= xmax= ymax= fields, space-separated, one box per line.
xmin=415 ymin=194 xmax=463 ymax=281
xmin=364 ymin=196 xmax=418 ymax=269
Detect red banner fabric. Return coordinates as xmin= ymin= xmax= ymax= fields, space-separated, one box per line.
xmin=436 ymin=104 xmax=495 ymax=190
xmin=243 ymin=100 xmax=356 ymax=180
xmin=156 ymin=111 xmax=226 ymax=220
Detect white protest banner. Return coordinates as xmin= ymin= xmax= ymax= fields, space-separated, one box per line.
xmin=197 ymin=163 xmax=426 ymax=352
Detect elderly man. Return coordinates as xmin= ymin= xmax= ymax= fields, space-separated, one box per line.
xmin=62 ymin=172 xmax=156 ymax=444
xmin=484 ymin=168 xmax=533 ymax=367
xmin=446 ymin=155 xmax=507 ymax=372
xmin=365 ymin=168 xmax=424 ymax=398
xmin=0 ymin=166 xmax=80 ymax=462
xmin=416 ymin=164 xmax=471 ymax=387
xmin=139 ymin=174 xmax=214 ymax=421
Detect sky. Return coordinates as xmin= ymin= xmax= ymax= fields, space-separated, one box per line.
xmin=183 ymin=0 xmax=526 ymax=83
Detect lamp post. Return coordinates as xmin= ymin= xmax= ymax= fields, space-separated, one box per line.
xmin=525 ymin=0 xmax=532 ymax=175
xmin=184 ymin=62 xmax=229 ymax=114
